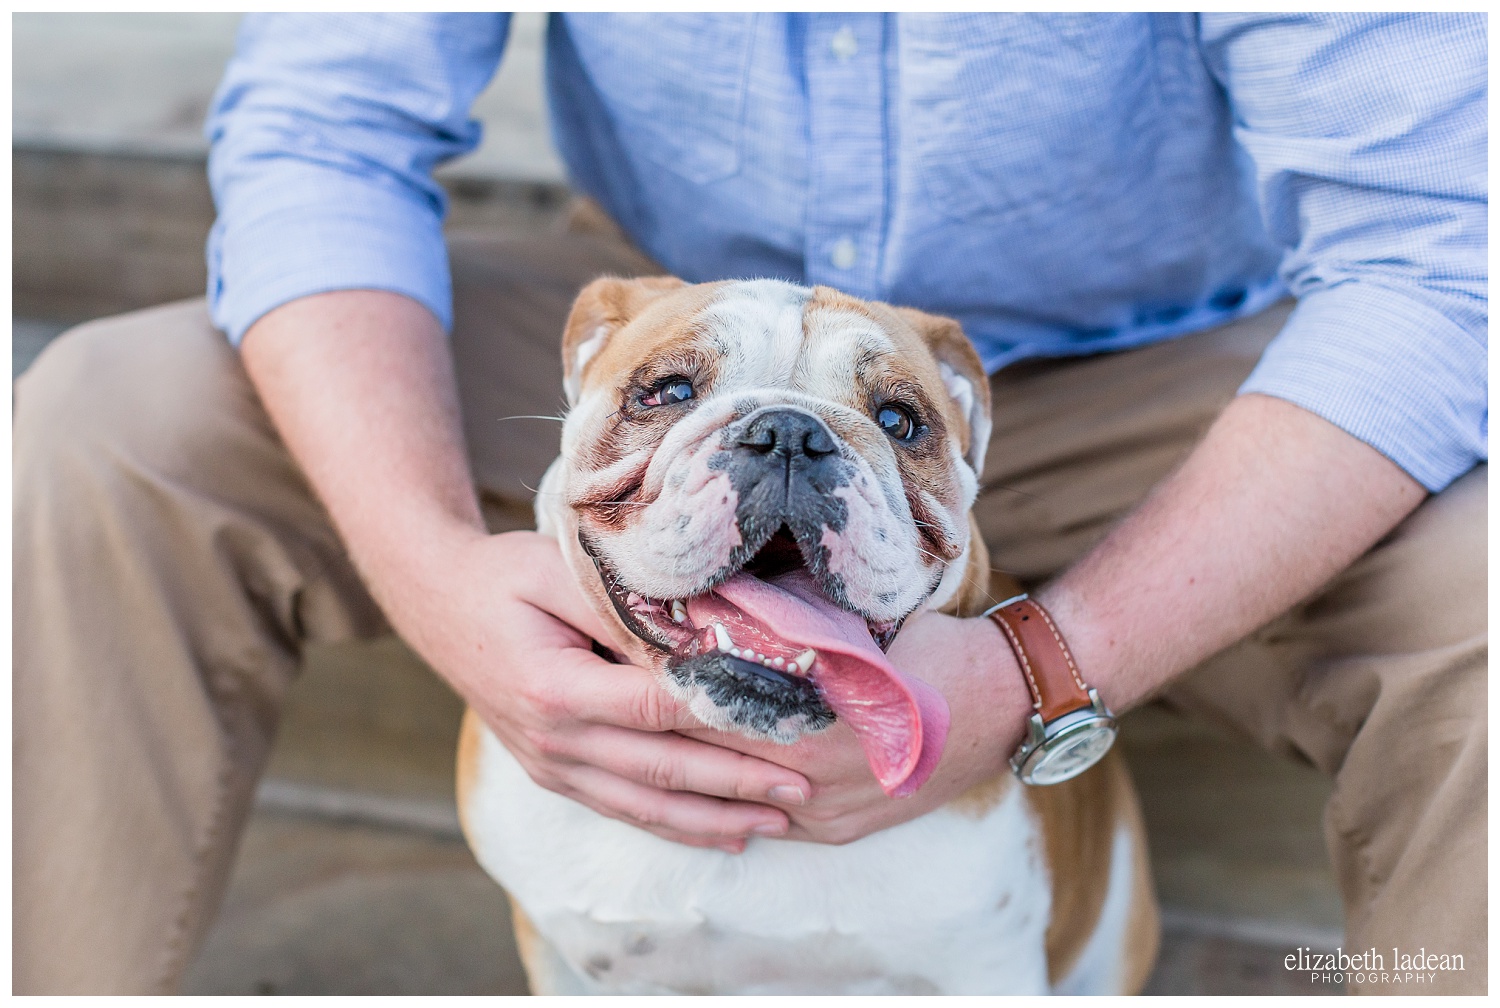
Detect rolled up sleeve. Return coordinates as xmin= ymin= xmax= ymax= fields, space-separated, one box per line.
xmin=1201 ymin=13 xmax=1487 ymax=491
xmin=205 ymin=13 xmax=510 ymax=344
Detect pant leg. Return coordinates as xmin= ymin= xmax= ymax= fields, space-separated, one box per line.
xmin=971 ymin=303 xmax=1486 ymax=994
xmin=1163 ymin=466 xmax=1487 ymax=994
xmin=13 ymin=300 xmax=387 ymax=994
xmin=12 ymin=227 xmax=660 ymax=994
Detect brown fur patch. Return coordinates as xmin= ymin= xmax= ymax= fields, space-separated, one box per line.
xmin=561 ymin=275 xmax=689 ymax=391
xmin=1028 ymin=751 xmax=1121 ymax=987
xmin=1028 ymin=748 xmax=1159 ymax=991
xmin=563 ymin=280 xmax=729 ymax=525
xmin=889 ymin=305 xmax=991 ymax=470
xmin=570 ymin=280 xmax=726 ymax=395
xmin=511 ymin=903 xmax=545 ymax=993
xmin=919 ymin=514 xmax=1155 ymax=989
xmin=806 ymin=291 xmax=972 ymax=565
xmin=455 ymin=708 xmax=483 ymax=840
xmin=1118 ymin=765 xmax=1162 ymax=994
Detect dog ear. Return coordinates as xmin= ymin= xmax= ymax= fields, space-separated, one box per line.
xmin=891 ymin=306 xmax=992 ymax=475
xmin=561 ymin=276 xmax=687 ymax=406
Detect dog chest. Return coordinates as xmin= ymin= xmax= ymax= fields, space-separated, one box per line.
xmin=461 ymin=723 xmax=1053 ymax=994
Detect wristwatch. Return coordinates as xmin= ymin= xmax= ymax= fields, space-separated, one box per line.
xmin=983 ymin=593 xmax=1117 ymax=786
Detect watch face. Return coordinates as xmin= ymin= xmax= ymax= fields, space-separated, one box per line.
xmin=1027 ymin=721 xmax=1117 ymax=786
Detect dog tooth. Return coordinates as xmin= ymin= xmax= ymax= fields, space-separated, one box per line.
xmin=626 ymin=592 xmax=644 ymax=607
xmin=729 ymin=648 xmax=742 ymax=659
xmin=771 ymin=657 xmax=785 ymax=668
xmin=711 ymin=621 xmax=733 ymax=653
xmin=669 ymin=600 xmax=687 ymax=623
xmin=793 ymin=649 xmax=817 ymax=674
xmin=754 ymin=652 xmax=766 ymax=663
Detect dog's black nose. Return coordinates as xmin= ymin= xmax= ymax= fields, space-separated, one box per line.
xmin=736 ymin=408 xmax=838 ymax=462
xmin=728 ymin=407 xmax=847 ymax=539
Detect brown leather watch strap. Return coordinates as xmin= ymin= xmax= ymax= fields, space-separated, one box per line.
xmin=986 ymin=595 xmax=1093 ymax=722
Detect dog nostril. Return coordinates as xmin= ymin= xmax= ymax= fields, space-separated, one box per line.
xmin=802 ymin=426 xmax=836 ymax=458
xmin=737 ymin=426 xmax=779 ymax=455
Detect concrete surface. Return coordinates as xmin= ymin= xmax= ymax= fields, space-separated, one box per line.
xmin=13 ymin=13 xmax=569 ymax=321
xmin=13 ymin=12 xmax=564 ymax=183
xmin=180 ymin=812 xmax=528 ymax=996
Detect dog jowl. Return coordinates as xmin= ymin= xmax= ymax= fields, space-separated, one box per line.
xmin=546 ymin=277 xmax=992 ymax=797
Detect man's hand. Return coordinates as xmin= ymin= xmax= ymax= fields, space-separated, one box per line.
xmin=241 ymin=290 xmax=808 ymax=852
xmin=396 ymin=528 xmax=810 ymax=851
xmin=681 ymin=609 xmax=1032 ymax=844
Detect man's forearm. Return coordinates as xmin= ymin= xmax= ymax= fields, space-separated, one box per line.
xmin=239 ymin=290 xmax=486 ymax=614
xmin=1037 ymin=392 xmax=1427 ymax=712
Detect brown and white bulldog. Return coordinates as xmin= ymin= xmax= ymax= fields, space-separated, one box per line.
xmin=457 ymin=277 xmax=1159 ymax=995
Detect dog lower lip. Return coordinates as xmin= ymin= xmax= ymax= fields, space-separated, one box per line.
xmin=579 ymin=532 xmax=683 ymax=652
xmin=725 ymin=653 xmax=802 ymax=688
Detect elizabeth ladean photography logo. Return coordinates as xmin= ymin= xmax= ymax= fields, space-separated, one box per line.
xmin=1286 ymin=947 xmax=1465 ymax=985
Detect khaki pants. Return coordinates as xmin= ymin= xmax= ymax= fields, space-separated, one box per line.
xmin=14 ymin=228 xmax=1485 ymax=994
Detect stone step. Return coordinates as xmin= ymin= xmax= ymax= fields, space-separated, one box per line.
xmin=13 ymin=13 xmax=569 ymax=323
xmin=13 ymin=13 xmax=562 ymax=181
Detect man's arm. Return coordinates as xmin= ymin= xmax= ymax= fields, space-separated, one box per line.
xmin=240 ymin=290 xmax=809 ymax=851
xmin=1040 ymin=393 xmax=1425 ymax=712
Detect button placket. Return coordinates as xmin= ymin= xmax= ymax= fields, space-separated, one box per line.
xmin=803 ymin=14 xmax=887 ymax=298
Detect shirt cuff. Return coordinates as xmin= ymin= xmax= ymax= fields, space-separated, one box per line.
xmin=207 ymin=164 xmax=452 ymax=345
xmin=1238 ymin=283 xmax=1487 ymax=492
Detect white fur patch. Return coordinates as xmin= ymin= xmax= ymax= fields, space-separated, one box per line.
xmin=939 ymin=360 xmax=992 ymax=472
xmin=564 ymin=324 xmax=611 ymax=406
xmin=464 ymin=722 xmax=1052 ymax=994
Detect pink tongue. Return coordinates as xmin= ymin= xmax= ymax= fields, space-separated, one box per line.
xmin=688 ymin=570 xmax=949 ymax=797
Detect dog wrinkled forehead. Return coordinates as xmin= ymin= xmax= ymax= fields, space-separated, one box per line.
xmin=561 ymin=277 xmax=991 ymax=472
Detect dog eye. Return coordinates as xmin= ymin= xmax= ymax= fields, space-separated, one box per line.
xmin=639 ymin=378 xmax=695 ymax=408
xmin=877 ymin=404 xmax=919 ymax=441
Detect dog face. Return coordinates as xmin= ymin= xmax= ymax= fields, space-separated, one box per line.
xmin=539 ymin=278 xmax=991 ymax=796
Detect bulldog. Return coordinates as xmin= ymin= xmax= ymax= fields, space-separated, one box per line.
xmin=457 ymin=277 xmax=1159 ymax=994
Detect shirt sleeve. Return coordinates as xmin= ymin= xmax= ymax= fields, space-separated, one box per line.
xmin=205 ymin=13 xmax=511 ymax=344
xmin=1199 ymin=13 xmax=1487 ymax=492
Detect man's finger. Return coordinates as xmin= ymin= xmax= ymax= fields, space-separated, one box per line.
xmin=565 ymin=725 xmax=810 ymax=805
xmin=556 ymin=657 xmax=698 ymax=732
xmin=563 ymin=764 xmax=790 ymax=842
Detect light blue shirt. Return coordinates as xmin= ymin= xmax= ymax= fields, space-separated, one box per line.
xmin=206 ymin=13 xmax=1486 ymax=491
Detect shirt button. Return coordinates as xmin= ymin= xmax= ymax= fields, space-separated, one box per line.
xmin=830 ymin=237 xmax=858 ymax=270
xmin=829 ymin=26 xmax=858 ymax=61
